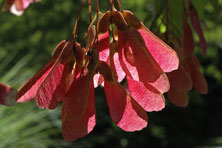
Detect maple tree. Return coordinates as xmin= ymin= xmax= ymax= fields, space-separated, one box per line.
xmin=0 ymin=0 xmax=217 ymax=144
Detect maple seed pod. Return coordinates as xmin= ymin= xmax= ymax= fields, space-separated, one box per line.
xmin=61 ymin=41 xmax=75 ymax=63
xmin=86 ymin=25 xmax=96 ymax=50
xmin=51 ymin=40 xmax=67 ymax=59
xmin=88 ymin=48 xmax=99 ymax=72
xmin=99 ymin=61 xmax=115 ymax=83
xmin=122 ymin=10 xmax=142 ymax=29
xmin=98 ymin=11 xmax=111 ymax=34
xmin=75 ymin=42 xmax=86 ymax=68
xmin=110 ymin=11 xmax=128 ymax=31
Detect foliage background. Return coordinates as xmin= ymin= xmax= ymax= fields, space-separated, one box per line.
xmin=0 ymin=0 xmax=222 ymax=147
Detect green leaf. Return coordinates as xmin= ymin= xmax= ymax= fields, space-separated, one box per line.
xmin=0 ymin=0 xmax=7 ymax=11
xmin=150 ymin=0 xmax=166 ymax=30
xmin=168 ymin=0 xmax=183 ymax=36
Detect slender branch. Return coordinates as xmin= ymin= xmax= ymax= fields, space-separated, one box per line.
xmin=95 ymin=0 xmax=99 ymax=42
xmin=88 ymin=0 xmax=92 ymax=22
xmin=110 ymin=0 xmax=114 ymax=11
xmin=72 ymin=0 xmax=87 ymax=42
xmin=81 ymin=14 xmax=97 ymax=46
xmin=116 ymin=0 xmax=123 ymax=12
xmin=96 ymin=0 xmax=99 ymax=17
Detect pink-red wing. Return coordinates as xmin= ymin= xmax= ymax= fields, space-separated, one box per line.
xmin=187 ymin=58 xmax=208 ymax=94
xmin=93 ymin=33 xmax=110 ymax=87
xmin=15 ymin=0 xmax=26 ymax=10
xmin=104 ymin=81 xmax=148 ymax=131
xmin=119 ymin=30 xmax=163 ymax=83
xmin=192 ymin=70 xmax=208 ymax=94
xmin=62 ymin=83 xmax=96 ymax=141
xmin=148 ymin=73 xmax=170 ymax=94
xmin=36 ymin=41 xmax=73 ymax=109
xmin=182 ymin=16 xmax=195 ymax=58
xmin=20 ymin=0 xmax=31 ymax=9
xmin=167 ymin=64 xmax=193 ymax=91
xmin=94 ymin=32 xmax=110 ymax=60
xmin=93 ymin=73 xmax=105 ymax=88
xmin=94 ymin=32 xmax=125 ymax=86
xmin=188 ymin=0 xmax=207 ymax=54
xmin=127 ymin=77 xmax=165 ymax=112
xmin=118 ymin=35 xmax=139 ymax=81
xmin=36 ymin=62 xmax=68 ymax=109
xmin=17 ymin=60 xmax=55 ymax=102
xmin=62 ymin=66 xmax=94 ymax=121
xmin=0 ymin=83 xmax=16 ymax=106
xmin=192 ymin=56 xmax=201 ymax=68
xmin=140 ymin=26 xmax=179 ymax=72
xmin=16 ymin=41 xmax=66 ymax=102
xmin=110 ymin=52 xmax=126 ymax=83
xmin=167 ymin=88 xmax=189 ymax=107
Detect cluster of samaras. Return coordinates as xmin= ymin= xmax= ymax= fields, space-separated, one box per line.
xmin=163 ymin=1 xmax=208 ymax=106
xmin=0 ymin=0 xmax=207 ymax=141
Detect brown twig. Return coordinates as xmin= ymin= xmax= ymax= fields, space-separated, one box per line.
xmin=81 ymin=14 xmax=97 ymax=46
xmin=72 ymin=0 xmax=87 ymax=43
xmin=116 ymin=0 xmax=123 ymax=12
xmin=95 ymin=0 xmax=100 ymax=43
xmin=88 ymin=0 xmax=92 ymax=22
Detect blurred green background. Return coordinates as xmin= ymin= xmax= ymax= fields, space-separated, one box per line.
xmin=0 ymin=0 xmax=222 ymax=147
